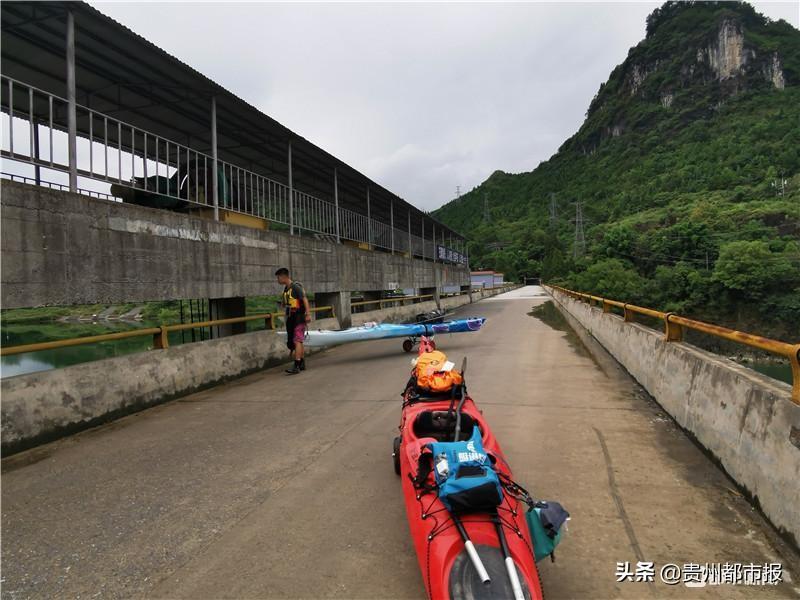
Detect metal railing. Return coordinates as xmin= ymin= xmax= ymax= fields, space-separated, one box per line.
xmin=1 ymin=172 xmax=119 ymax=201
xmin=0 ymin=74 xmax=467 ymax=263
xmin=548 ymin=285 xmax=800 ymax=404
xmin=0 ymin=305 xmax=335 ymax=357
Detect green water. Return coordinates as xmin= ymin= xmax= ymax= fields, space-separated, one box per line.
xmin=749 ymin=361 xmax=793 ymax=386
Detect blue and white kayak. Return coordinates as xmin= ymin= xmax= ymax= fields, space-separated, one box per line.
xmin=279 ymin=317 xmax=486 ymax=348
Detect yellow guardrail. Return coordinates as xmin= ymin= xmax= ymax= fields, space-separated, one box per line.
xmin=549 ymin=285 xmax=800 ymax=404
xmin=0 ymin=305 xmax=335 ymax=356
xmin=0 ymin=285 xmax=521 ymax=360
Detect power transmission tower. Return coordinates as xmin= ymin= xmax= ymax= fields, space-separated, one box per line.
xmin=456 ymin=185 xmax=461 ymax=199
xmin=573 ymin=201 xmax=586 ymax=259
xmin=548 ymin=193 xmax=558 ymax=228
xmin=483 ymin=191 xmax=490 ymax=222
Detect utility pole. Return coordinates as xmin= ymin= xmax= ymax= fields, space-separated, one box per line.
xmin=483 ymin=191 xmax=490 ymax=222
xmin=573 ymin=201 xmax=586 ymax=259
xmin=548 ymin=193 xmax=558 ymax=229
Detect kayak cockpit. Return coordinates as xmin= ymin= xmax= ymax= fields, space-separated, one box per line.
xmin=413 ymin=410 xmax=477 ymax=442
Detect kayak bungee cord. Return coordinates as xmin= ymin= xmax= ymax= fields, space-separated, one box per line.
xmin=412 ymin=469 xmax=530 ymax=597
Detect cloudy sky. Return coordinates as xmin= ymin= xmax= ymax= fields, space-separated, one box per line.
xmin=92 ymin=1 xmax=799 ymax=211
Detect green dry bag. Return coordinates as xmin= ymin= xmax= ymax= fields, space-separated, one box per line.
xmin=526 ymin=501 xmax=568 ymax=562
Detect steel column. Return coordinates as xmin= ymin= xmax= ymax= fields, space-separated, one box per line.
xmin=366 ymin=186 xmax=372 ymax=247
xmin=421 ymin=217 xmax=425 ymax=260
xmin=334 ymin=168 xmax=340 ymax=242
xmin=408 ymin=210 xmax=412 ymax=256
xmin=211 ymin=96 xmax=219 ymax=220
xmin=288 ymin=139 xmax=294 ymax=234
xmin=66 ymin=10 xmax=77 ymax=192
xmin=33 ymin=119 xmax=41 ymax=185
xmin=390 ymin=199 xmax=395 ymax=254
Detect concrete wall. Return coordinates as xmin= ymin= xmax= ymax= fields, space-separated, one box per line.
xmin=548 ymin=288 xmax=800 ymax=548
xmin=0 ymin=180 xmax=469 ymax=308
xmin=0 ymin=287 xmax=516 ymax=455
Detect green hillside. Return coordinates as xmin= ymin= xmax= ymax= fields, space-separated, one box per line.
xmin=433 ymin=1 xmax=800 ymax=340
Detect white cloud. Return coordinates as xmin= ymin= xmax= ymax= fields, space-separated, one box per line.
xmin=90 ymin=1 xmax=799 ymax=210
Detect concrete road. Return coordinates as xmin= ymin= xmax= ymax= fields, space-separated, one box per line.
xmin=2 ymin=286 xmax=798 ymax=599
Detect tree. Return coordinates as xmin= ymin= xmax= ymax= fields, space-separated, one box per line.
xmin=570 ymin=259 xmax=648 ymax=302
xmin=712 ymin=240 xmax=797 ymax=300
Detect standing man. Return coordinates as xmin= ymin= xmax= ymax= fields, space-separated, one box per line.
xmin=275 ymin=267 xmax=311 ymax=375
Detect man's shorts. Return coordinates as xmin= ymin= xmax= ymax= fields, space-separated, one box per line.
xmin=292 ymin=322 xmax=307 ymax=344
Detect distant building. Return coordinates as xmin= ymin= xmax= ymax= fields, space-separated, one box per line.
xmin=471 ymin=270 xmax=505 ymax=289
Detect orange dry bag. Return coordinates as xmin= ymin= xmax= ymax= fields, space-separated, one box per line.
xmin=417 ymin=370 xmax=463 ymax=393
xmin=415 ymin=351 xmax=449 ymax=377
xmin=415 ymin=350 xmax=463 ymax=392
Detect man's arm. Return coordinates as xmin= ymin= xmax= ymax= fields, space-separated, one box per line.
xmin=294 ymin=283 xmax=312 ymax=322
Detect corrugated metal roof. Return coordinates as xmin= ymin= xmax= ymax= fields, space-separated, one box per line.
xmin=0 ymin=0 xmax=463 ymax=238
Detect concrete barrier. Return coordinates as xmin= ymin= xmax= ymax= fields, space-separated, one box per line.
xmin=548 ymin=287 xmax=800 ymax=549
xmin=0 ymin=288 xmax=518 ymax=455
xmin=1 ymin=180 xmax=469 ymax=308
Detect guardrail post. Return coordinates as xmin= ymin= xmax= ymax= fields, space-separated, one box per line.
xmin=791 ymin=346 xmax=800 ymax=405
xmin=664 ymin=313 xmax=683 ymax=342
xmin=623 ymin=303 xmax=635 ymax=322
xmin=153 ymin=327 xmax=169 ymax=349
xmin=602 ymin=299 xmax=611 ymax=313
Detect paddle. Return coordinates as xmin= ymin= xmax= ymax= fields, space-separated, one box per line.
xmin=453 ymin=514 xmax=491 ymax=585
xmin=494 ymin=514 xmax=525 ymax=600
xmin=452 ymin=356 xmax=468 ymax=442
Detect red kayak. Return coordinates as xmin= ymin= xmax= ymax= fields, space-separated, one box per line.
xmin=393 ymin=347 xmax=544 ymax=600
